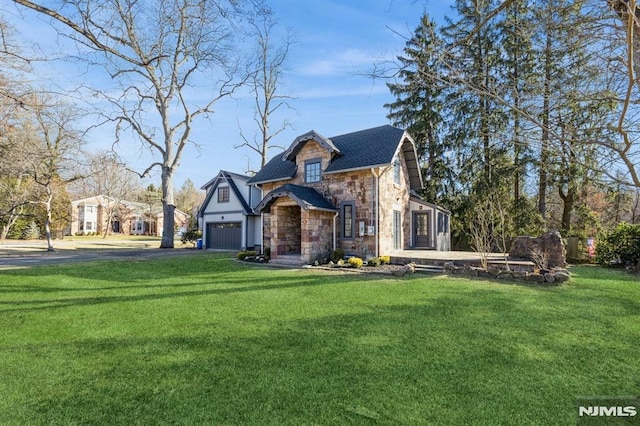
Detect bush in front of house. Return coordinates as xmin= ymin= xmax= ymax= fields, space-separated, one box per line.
xmin=596 ymin=223 xmax=640 ymax=269
xmin=237 ymin=250 xmax=268 ymax=263
xmin=330 ymin=248 xmax=345 ymax=263
xmin=181 ymin=229 xmax=202 ymax=246
xmin=348 ymin=257 xmax=364 ymax=268
xmin=379 ymin=255 xmax=391 ymax=265
xmin=237 ymin=250 xmax=257 ymax=260
xmin=367 ymin=257 xmax=381 ymax=267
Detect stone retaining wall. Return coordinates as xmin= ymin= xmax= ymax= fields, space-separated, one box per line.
xmin=444 ymin=262 xmax=570 ymax=285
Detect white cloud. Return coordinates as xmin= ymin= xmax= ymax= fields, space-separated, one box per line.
xmin=294 ymin=48 xmax=392 ymax=78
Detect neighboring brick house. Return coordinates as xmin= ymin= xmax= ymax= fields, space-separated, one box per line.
xmin=197 ymin=170 xmax=262 ymax=250
xmin=247 ymin=125 xmax=451 ymax=264
xmin=70 ymin=195 xmax=189 ymax=237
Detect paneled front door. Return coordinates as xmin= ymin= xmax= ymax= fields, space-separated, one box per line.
xmin=413 ymin=212 xmax=432 ymax=249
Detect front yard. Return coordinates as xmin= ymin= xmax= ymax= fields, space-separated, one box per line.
xmin=0 ymin=254 xmax=637 ymax=424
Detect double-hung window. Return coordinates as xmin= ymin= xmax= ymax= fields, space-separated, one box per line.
xmin=305 ymin=159 xmax=321 ymax=183
xmin=218 ymin=187 xmax=230 ymax=203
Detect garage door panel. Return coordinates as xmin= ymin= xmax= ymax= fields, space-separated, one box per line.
xmin=206 ymin=222 xmax=242 ymax=250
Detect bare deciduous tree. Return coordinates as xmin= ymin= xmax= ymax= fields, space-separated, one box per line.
xmin=12 ymin=0 xmax=266 ymax=247
xmin=236 ymin=12 xmax=294 ymax=171
xmin=22 ymin=96 xmax=85 ymax=250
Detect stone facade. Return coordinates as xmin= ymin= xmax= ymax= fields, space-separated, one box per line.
xmin=260 ymin=139 xmax=415 ymax=262
xmin=251 ymin=127 xmax=452 ymax=264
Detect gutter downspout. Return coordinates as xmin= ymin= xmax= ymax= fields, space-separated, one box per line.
xmin=371 ymin=168 xmax=380 ymax=258
xmin=333 ymin=211 xmax=339 ymax=251
xmin=252 ymin=183 xmax=264 ymax=255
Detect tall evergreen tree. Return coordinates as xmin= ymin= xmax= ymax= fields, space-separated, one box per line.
xmin=498 ymin=0 xmax=540 ymax=233
xmin=441 ymin=0 xmax=507 ymax=193
xmin=385 ymin=13 xmax=450 ymax=203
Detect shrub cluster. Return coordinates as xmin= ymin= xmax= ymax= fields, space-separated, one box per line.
xmin=237 ymin=250 xmax=257 ymax=260
xmin=330 ymin=248 xmax=345 ymax=263
xmin=596 ymin=223 xmax=640 ymax=268
xmin=237 ymin=250 xmax=268 ymax=263
xmin=181 ymin=229 xmax=202 ymax=246
xmin=347 ymin=257 xmax=363 ymax=268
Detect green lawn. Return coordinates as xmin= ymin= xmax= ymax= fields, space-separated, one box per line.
xmin=0 ymin=254 xmax=638 ymax=425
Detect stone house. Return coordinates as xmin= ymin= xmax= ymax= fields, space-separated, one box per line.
xmin=197 ymin=170 xmax=262 ymax=250
xmin=247 ymin=125 xmax=451 ymax=263
xmin=70 ymin=195 xmax=189 ymax=237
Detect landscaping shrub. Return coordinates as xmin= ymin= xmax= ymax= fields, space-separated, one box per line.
xmin=181 ymin=229 xmax=202 ymax=246
xmin=330 ymin=248 xmax=345 ymax=263
xmin=23 ymin=221 xmax=41 ymax=240
xmin=367 ymin=257 xmax=381 ymax=267
xmin=348 ymin=257 xmax=363 ymax=268
xmin=596 ymin=223 xmax=640 ymax=268
xmin=238 ymin=251 xmax=259 ymax=261
xmin=379 ymin=255 xmax=391 ymax=265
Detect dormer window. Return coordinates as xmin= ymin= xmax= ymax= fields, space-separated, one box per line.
xmin=305 ymin=159 xmax=321 ymax=183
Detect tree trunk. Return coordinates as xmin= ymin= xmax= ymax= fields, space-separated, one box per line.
xmin=539 ymin=29 xmax=552 ymax=220
xmin=160 ymin=167 xmax=175 ymax=248
xmin=559 ymin=188 xmax=574 ymax=234
xmin=44 ymin=186 xmax=54 ymax=251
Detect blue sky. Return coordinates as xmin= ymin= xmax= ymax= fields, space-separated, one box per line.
xmin=8 ymin=0 xmax=454 ymax=189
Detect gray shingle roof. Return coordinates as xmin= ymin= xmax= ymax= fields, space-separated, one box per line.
xmin=325 ymin=125 xmax=405 ymax=172
xmin=247 ymin=125 xmax=412 ymax=186
xmin=254 ymin=184 xmax=337 ymax=213
xmin=247 ymin=151 xmax=297 ymax=185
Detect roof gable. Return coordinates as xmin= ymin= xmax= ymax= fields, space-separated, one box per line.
xmin=282 ymin=130 xmax=341 ymax=162
xmin=255 ymin=184 xmax=337 ymax=213
xmin=198 ymin=170 xmax=252 ymax=216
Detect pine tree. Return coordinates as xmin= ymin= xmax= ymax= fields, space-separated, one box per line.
xmin=441 ymin=0 xmax=507 ymax=194
xmin=385 ymin=13 xmax=450 ymax=202
xmin=498 ymin=0 xmax=539 ymax=233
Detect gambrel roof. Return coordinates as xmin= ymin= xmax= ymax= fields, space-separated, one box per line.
xmin=247 ymin=125 xmax=423 ymax=189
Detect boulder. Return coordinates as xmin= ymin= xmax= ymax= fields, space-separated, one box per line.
xmin=509 ymin=231 xmax=566 ymax=268
xmin=526 ymin=273 xmax=546 ymax=283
